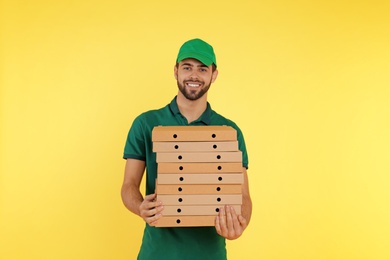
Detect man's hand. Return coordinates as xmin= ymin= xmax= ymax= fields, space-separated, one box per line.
xmin=215 ymin=205 xmax=248 ymax=240
xmin=139 ymin=193 xmax=164 ymax=226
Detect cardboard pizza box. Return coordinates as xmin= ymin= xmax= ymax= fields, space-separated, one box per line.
xmin=155 ymin=215 xmax=216 ymax=227
xmin=162 ymin=205 xmax=241 ymax=216
xmin=153 ymin=141 xmax=239 ymax=152
xmin=152 ymin=126 xmax=237 ymax=142
xmin=156 ymin=194 xmax=242 ymax=205
xmin=156 ymin=151 xmax=242 ymax=163
xmin=157 ymin=173 xmax=244 ymax=185
xmin=157 ymin=162 xmax=243 ymax=174
xmin=156 ymin=184 xmax=242 ymax=195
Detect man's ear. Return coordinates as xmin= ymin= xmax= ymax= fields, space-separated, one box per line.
xmin=211 ymin=69 xmax=218 ymax=83
xmin=174 ymin=65 xmax=178 ymax=80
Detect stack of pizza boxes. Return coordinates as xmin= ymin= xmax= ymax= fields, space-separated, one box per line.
xmin=152 ymin=125 xmax=243 ymax=227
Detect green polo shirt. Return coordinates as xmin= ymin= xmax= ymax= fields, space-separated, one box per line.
xmin=123 ymin=96 xmax=248 ymax=260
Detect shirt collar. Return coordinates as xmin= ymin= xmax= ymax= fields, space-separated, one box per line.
xmin=169 ymin=96 xmax=212 ymax=125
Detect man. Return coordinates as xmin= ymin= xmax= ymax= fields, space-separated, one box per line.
xmin=121 ymin=38 xmax=252 ymax=260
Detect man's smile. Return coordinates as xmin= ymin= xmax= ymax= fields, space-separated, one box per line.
xmin=185 ymin=81 xmax=202 ymax=88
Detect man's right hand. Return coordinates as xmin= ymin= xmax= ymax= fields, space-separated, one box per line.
xmin=139 ymin=193 xmax=164 ymax=226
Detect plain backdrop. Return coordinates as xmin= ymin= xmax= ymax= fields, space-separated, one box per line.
xmin=1 ymin=0 xmax=390 ymax=259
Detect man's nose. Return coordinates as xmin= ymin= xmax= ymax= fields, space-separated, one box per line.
xmin=189 ymin=70 xmax=199 ymax=79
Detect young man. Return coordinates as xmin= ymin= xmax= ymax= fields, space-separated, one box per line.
xmin=121 ymin=38 xmax=252 ymax=260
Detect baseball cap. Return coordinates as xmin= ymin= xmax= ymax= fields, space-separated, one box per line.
xmin=176 ymin=38 xmax=217 ymax=67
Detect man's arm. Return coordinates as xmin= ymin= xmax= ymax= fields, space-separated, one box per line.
xmin=215 ymin=167 xmax=252 ymax=240
xmin=241 ymin=167 xmax=252 ymax=223
xmin=121 ymin=158 xmax=163 ymax=225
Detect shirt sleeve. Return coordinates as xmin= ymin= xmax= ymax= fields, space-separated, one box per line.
xmin=236 ymin=126 xmax=249 ymax=169
xmin=123 ymin=115 xmax=147 ymax=161
xmin=226 ymin=121 xmax=249 ymax=169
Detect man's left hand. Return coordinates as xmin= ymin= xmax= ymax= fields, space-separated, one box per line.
xmin=215 ymin=205 xmax=248 ymax=240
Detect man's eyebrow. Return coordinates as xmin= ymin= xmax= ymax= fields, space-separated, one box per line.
xmin=181 ymin=63 xmax=208 ymax=68
xmin=181 ymin=63 xmax=193 ymax=67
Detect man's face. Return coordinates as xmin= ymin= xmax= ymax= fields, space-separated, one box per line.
xmin=174 ymin=58 xmax=218 ymax=101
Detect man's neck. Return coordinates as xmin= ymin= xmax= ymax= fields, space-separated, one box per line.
xmin=176 ymin=93 xmax=208 ymax=124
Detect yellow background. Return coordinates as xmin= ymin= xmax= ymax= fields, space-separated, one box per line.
xmin=1 ymin=0 xmax=390 ymax=259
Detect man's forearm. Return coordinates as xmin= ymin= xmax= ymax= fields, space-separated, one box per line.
xmin=121 ymin=184 xmax=143 ymax=217
xmin=241 ymin=168 xmax=252 ymax=224
xmin=242 ymin=194 xmax=252 ymax=224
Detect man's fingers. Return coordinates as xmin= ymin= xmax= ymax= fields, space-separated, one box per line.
xmin=214 ymin=205 xmax=247 ymax=240
xmin=225 ymin=205 xmax=237 ymax=238
xmin=147 ymin=205 xmax=164 ymax=216
xmin=143 ymin=205 xmax=164 ymax=225
xmin=230 ymin=206 xmax=242 ymax=232
xmin=225 ymin=205 xmax=233 ymax=227
xmin=215 ymin=214 xmax=221 ymax=234
xmin=141 ymin=194 xmax=161 ymax=210
xmin=218 ymin=206 xmax=228 ymax=235
xmin=147 ymin=212 xmax=163 ymax=226
xmin=144 ymin=193 xmax=157 ymax=202
xmin=139 ymin=193 xmax=164 ymax=223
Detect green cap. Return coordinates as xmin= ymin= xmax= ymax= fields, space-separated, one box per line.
xmin=176 ymin=38 xmax=217 ymax=67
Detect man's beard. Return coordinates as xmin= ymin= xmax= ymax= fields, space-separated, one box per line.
xmin=177 ymin=80 xmax=211 ymax=101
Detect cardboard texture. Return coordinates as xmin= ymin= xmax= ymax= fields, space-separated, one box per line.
xmin=162 ymin=205 xmax=241 ymax=215
xmin=158 ymin=162 xmax=243 ymax=173
xmin=155 ymin=216 xmax=216 ymax=227
xmin=152 ymin=126 xmax=237 ymax=142
xmin=157 ymin=194 xmax=242 ymax=205
xmin=156 ymin=151 xmax=242 ymax=163
xmin=157 ymin=173 xmax=244 ymax=184
xmin=156 ymin=184 xmax=242 ymax=195
xmin=153 ymin=141 xmax=238 ymax=152
xmin=153 ymin=125 xmax=244 ymax=227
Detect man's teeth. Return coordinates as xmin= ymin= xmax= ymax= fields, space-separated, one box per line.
xmin=188 ymin=83 xmax=200 ymax=87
